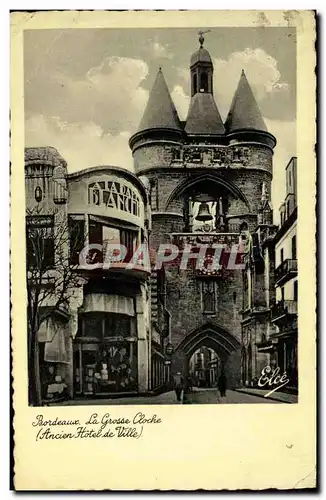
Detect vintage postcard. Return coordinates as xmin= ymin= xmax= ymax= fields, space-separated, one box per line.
xmin=11 ymin=10 xmax=316 ymax=490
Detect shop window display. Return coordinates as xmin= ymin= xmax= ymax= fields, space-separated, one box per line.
xmin=74 ymin=312 xmax=138 ymax=394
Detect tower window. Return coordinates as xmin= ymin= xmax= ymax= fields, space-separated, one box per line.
xmin=193 ymin=73 xmax=198 ymax=94
xmin=200 ymin=72 xmax=208 ymax=92
xmin=201 ymin=280 xmax=217 ymax=314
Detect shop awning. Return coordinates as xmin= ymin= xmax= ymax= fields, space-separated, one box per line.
xmin=81 ymin=294 xmax=135 ymax=316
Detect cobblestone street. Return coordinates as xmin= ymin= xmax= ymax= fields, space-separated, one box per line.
xmin=54 ymin=387 xmax=285 ymax=406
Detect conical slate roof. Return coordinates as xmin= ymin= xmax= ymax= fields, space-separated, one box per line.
xmin=185 ymin=92 xmax=225 ymax=135
xmin=225 ymin=70 xmax=267 ymax=133
xmin=137 ymin=68 xmax=182 ymax=133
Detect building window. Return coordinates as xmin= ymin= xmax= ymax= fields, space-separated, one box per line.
xmin=291 ymin=235 xmax=297 ymax=260
xmin=88 ymin=218 xmax=139 ymax=263
xmin=69 ymin=216 xmax=85 ymax=265
xmin=287 ymin=200 xmax=291 ymax=218
xmin=26 ymin=215 xmax=55 ymax=269
xmin=201 ymin=280 xmax=217 ymax=314
xmin=293 ymin=281 xmax=298 ymax=302
xmin=281 ymin=287 xmax=285 ymax=302
xmin=280 ymin=248 xmax=284 ymax=263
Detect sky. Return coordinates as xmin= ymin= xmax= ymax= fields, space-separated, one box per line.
xmin=24 ymin=27 xmax=296 ymax=220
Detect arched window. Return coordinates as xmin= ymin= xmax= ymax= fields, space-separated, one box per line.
xmin=192 ymin=73 xmax=198 ymax=94
xmin=200 ymin=72 xmax=208 ymax=92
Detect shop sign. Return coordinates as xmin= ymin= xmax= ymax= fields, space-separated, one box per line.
xmin=88 ymin=180 xmax=140 ymax=217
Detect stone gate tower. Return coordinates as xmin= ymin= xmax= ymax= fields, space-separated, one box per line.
xmin=129 ymin=36 xmax=276 ymax=388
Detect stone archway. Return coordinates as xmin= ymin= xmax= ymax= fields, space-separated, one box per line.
xmin=165 ymin=172 xmax=251 ymax=212
xmin=172 ymin=322 xmax=241 ymax=389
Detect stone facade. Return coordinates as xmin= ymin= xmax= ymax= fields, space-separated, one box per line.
xmin=129 ymin=40 xmax=276 ymax=390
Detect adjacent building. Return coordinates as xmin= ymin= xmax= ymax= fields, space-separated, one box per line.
xmin=25 ymin=146 xmax=164 ymax=400
xmin=246 ymin=156 xmax=298 ymax=392
xmin=270 ymin=157 xmax=298 ymax=390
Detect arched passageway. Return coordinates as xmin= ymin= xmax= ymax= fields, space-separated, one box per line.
xmin=172 ymin=322 xmax=241 ymax=389
xmin=188 ymin=347 xmax=221 ymax=388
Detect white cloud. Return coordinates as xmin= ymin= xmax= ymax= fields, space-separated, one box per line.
xmin=25 ymin=114 xmax=133 ymax=172
xmin=266 ymin=118 xmax=296 ymax=220
xmin=151 ymin=39 xmax=173 ymax=59
xmin=26 ymin=56 xmax=149 ymax=134
xmin=213 ymin=48 xmax=290 ymax=119
xmin=171 ymin=85 xmax=190 ymax=121
xmin=177 ymin=48 xmax=290 ymax=121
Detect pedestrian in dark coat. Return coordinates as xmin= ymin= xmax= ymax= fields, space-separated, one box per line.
xmin=218 ymin=372 xmax=227 ymax=398
xmin=173 ymin=372 xmax=184 ymax=402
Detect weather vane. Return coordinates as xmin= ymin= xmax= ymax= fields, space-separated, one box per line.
xmin=198 ymin=29 xmax=211 ymax=48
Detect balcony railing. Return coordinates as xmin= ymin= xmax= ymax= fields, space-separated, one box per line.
xmin=275 ymin=259 xmax=298 ymax=285
xmin=271 ymin=300 xmax=298 ymax=322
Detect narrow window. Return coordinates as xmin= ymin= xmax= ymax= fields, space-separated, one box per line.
xmin=193 ymin=73 xmax=198 ymax=94
xmin=202 ymin=280 xmax=216 ymax=314
xmin=293 ymin=281 xmax=298 ymax=302
xmin=280 ymin=248 xmax=284 ymax=263
xmin=26 ymin=215 xmax=55 ymax=269
xmin=291 ymin=235 xmax=297 ymax=260
xmin=200 ymin=72 xmax=208 ymax=92
xmin=287 ymin=200 xmax=291 ymax=218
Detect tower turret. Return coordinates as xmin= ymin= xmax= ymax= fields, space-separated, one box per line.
xmin=129 ymin=68 xmax=183 ymax=175
xmin=190 ymin=31 xmax=214 ymax=96
xmin=225 ymin=70 xmax=276 ymax=149
xmin=185 ymin=33 xmax=225 ymax=139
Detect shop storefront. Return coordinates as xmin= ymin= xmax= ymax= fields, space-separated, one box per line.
xmin=74 ymin=294 xmax=139 ymax=396
xmin=273 ymin=332 xmax=298 ymax=390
